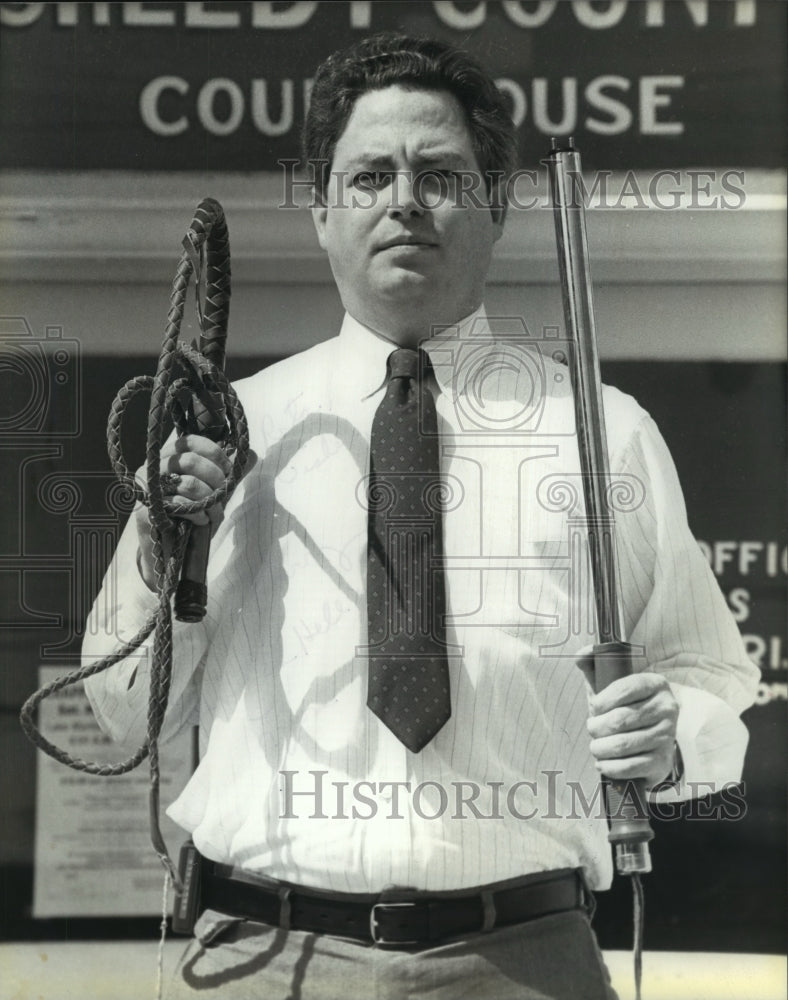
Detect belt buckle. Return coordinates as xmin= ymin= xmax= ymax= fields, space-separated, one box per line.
xmin=369 ymin=900 xmax=422 ymax=946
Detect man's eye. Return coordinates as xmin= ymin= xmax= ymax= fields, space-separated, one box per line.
xmin=417 ymin=169 xmax=458 ymax=190
xmin=353 ymin=171 xmax=392 ymax=189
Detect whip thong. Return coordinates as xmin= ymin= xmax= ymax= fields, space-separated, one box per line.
xmin=546 ymin=139 xmax=654 ymax=878
xmin=20 ymin=198 xmax=250 ymax=888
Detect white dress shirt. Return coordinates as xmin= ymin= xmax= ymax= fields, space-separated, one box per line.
xmin=83 ymin=307 xmax=758 ymax=892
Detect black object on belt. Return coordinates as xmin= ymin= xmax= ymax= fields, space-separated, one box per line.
xmin=199 ymin=863 xmax=594 ymax=947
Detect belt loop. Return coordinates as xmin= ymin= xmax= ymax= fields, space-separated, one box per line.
xmin=480 ymin=890 xmax=497 ymax=933
xmin=278 ymin=886 xmax=292 ymax=930
xmin=576 ymin=869 xmax=596 ymax=921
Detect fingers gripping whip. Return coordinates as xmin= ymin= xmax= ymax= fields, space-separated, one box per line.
xmin=546 ymin=141 xmax=653 ymax=999
xmin=20 ymin=199 xmax=250 ymax=891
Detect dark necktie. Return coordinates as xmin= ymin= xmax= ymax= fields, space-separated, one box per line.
xmin=366 ymin=348 xmax=451 ymax=752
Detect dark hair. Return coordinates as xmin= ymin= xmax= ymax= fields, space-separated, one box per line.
xmin=302 ymin=32 xmax=517 ymax=206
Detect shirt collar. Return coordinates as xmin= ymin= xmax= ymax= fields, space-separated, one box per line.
xmin=337 ymin=305 xmax=491 ymax=399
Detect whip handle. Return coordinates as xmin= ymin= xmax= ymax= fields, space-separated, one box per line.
xmin=173 ymin=198 xmax=231 ymax=623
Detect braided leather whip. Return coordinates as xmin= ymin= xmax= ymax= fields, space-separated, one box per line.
xmin=20 ymin=198 xmax=249 ymax=891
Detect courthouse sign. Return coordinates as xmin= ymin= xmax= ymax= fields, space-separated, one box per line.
xmin=0 ymin=0 xmax=784 ymax=170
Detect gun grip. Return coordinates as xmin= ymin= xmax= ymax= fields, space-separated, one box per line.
xmin=587 ymin=641 xmax=654 ymax=874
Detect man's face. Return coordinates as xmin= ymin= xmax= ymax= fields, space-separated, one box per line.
xmin=312 ymin=85 xmax=504 ymax=345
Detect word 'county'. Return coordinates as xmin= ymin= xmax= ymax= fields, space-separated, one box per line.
xmin=0 ymin=2 xmax=761 ymax=30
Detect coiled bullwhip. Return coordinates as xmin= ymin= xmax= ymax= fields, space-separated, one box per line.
xmin=20 ymin=199 xmax=250 ymax=890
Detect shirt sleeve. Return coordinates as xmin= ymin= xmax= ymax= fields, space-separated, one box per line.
xmin=611 ymin=412 xmax=760 ymax=801
xmin=82 ymin=507 xmax=207 ymax=750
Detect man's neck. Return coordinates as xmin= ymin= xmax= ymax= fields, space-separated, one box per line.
xmin=347 ymin=303 xmax=485 ymax=348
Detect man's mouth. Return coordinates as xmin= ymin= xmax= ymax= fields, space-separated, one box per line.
xmin=377 ymin=237 xmax=439 ymax=251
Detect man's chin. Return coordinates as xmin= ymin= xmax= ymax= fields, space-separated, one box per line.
xmin=375 ymin=266 xmax=434 ymax=294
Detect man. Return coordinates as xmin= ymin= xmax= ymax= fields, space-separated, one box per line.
xmin=84 ymin=33 xmax=758 ymax=999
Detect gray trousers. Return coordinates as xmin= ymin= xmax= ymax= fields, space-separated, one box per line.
xmin=166 ymin=906 xmax=619 ymax=1000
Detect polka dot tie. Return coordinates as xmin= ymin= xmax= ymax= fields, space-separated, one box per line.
xmin=366 ymin=348 xmax=451 ymax=752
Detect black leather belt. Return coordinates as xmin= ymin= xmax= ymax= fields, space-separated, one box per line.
xmin=199 ymin=863 xmax=594 ymax=947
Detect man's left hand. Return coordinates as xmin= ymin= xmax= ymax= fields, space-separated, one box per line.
xmin=586 ymin=673 xmax=679 ymax=788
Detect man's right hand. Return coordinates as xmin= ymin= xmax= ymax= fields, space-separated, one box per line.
xmin=134 ymin=434 xmax=232 ymax=590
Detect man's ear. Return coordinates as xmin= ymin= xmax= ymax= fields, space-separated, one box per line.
xmin=311 ymin=195 xmax=328 ymax=250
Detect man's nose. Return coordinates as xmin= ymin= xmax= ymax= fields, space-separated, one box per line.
xmin=387 ymin=171 xmax=425 ymax=218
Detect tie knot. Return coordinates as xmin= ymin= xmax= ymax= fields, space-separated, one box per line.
xmin=388 ymin=348 xmax=421 ymax=381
